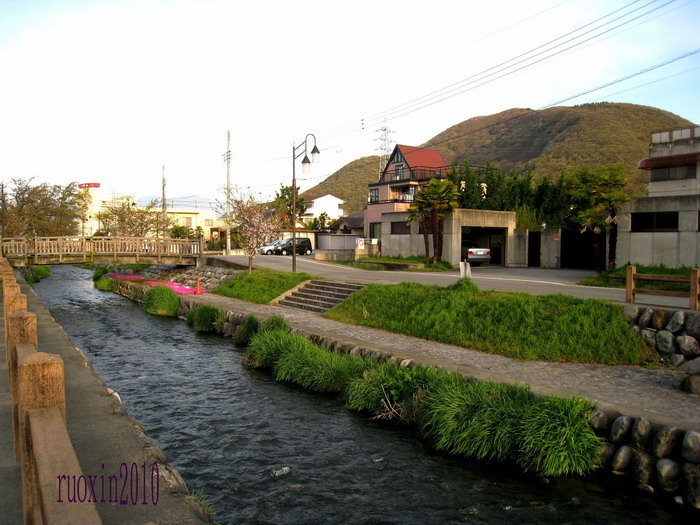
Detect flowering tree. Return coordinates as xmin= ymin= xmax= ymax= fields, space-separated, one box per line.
xmin=231 ymin=196 xmax=282 ymax=274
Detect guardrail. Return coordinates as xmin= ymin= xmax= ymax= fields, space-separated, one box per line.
xmin=2 ymin=257 xmax=102 ymax=524
xmin=625 ymin=265 xmax=700 ymax=310
xmin=1 ymin=236 xmax=203 ymax=265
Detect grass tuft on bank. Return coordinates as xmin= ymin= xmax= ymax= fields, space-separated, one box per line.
xmin=241 ymin=327 xmax=602 ymax=477
xmin=143 ymin=285 xmax=181 ymax=317
xmin=324 ymin=278 xmax=648 ymax=365
xmin=212 ymin=268 xmax=317 ymax=303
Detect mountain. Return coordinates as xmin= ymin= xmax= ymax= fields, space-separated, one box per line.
xmin=301 ymin=103 xmax=695 ymax=214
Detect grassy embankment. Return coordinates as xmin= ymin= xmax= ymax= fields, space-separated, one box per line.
xmin=238 ymin=315 xmax=602 ymax=477
xmin=579 ymin=264 xmax=692 ymax=291
xmin=212 ymin=268 xmax=317 ymax=303
xmin=332 ymin=255 xmax=453 ymax=272
xmin=25 ymin=265 xmax=51 ymax=286
xmin=325 ymin=279 xmax=649 ymax=365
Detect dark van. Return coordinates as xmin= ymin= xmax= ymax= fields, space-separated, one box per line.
xmin=273 ymin=237 xmax=312 ymax=255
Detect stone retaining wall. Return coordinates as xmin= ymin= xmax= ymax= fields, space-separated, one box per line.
xmin=623 ymin=305 xmax=700 ymax=388
xmin=110 ymin=279 xmax=700 ymax=509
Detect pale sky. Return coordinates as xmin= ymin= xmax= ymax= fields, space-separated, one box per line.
xmin=1 ymin=0 xmax=698 ymax=210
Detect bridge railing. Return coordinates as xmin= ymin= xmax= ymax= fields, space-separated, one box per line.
xmin=1 ymin=236 xmax=201 ymax=261
xmin=2 ymin=257 xmax=102 ymax=523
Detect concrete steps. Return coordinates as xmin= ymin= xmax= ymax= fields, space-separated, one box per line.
xmin=278 ymin=280 xmax=364 ymax=314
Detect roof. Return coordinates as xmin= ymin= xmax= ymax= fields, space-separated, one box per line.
xmin=396 ymin=145 xmax=446 ymax=169
xmin=341 ymin=211 xmax=364 ymax=229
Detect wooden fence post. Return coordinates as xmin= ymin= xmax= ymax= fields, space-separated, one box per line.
xmin=691 ymin=268 xmax=699 ymax=310
xmin=7 ymin=311 xmax=38 ymax=459
xmin=4 ymin=290 xmax=26 ymax=359
xmin=17 ymin=348 xmax=65 ymax=521
xmin=625 ymin=265 xmax=636 ymax=304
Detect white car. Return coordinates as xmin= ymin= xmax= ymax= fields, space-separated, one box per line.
xmin=260 ymin=240 xmax=283 ymax=255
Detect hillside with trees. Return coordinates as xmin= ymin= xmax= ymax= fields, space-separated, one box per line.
xmin=302 ymin=103 xmax=694 ymax=214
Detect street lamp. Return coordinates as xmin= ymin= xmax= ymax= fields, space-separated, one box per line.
xmin=291 ymin=134 xmax=319 ymax=273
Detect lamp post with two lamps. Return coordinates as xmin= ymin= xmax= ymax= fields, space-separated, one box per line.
xmin=291 ymin=134 xmax=319 ymax=273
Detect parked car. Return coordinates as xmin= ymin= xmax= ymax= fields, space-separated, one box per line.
xmin=462 ymin=240 xmax=490 ymax=266
xmin=260 ymin=239 xmax=283 ymax=255
xmin=274 ymin=237 xmax=312 ymax=256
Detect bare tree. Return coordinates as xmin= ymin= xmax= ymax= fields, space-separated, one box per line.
xmin=95 ymin=199 xmax=172 ymax=237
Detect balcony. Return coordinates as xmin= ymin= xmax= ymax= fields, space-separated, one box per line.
xmin=379 ymin=165 xmax=449 ymax=183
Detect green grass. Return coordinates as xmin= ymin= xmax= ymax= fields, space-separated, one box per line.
xmin=212 ymin=268 xmax=317 ymax=303
xmin=260 ymin=315 xmax=290 ymax=333
xmin=240 ymin=328 xmax=602 ymax=476
xmin=25 ymin=265 xmax=51 ymax=286
xmin=233 ymin=314 xmax=259 ymax=347
xmin=95 ymin=275 xmax=115 ymax=291
xmin=325 ymin=278 xmax=648 ymax=365
xmin=89 ymin=263 xmax=151 ymax=282
xmin=143 ymin=286 xmax=181 ymax=317
xmin=186 ymin=305 xmax=222 ymax=332
xmin=580 ymin=264 xmax=693 ymax=289
xmin=418 ymin=375 xmax=602 ymax=476
xmin=331 ymin=259 xmax=453 ymax=272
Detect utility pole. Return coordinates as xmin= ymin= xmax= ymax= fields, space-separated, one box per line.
xmin=0 ymin=182 xmax=6 ymax=238
xmin=162 ymin=165 xmax=167 ymax=237
xmin=225 ymin=130 xmax=232 ymax=256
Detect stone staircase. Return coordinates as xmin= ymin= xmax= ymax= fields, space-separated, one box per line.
xmin=277 ymin=280 xmax=364 ymax=313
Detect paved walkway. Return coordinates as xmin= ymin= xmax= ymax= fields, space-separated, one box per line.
xmin=183 ymin=289 xmax=700 ymax=432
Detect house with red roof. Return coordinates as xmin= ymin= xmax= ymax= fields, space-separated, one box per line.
xmin=364 ymin=145 xmax=449 ymax=238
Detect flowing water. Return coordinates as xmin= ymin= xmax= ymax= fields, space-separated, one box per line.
xmin=34 ymin=265 xmax=689 ymax=524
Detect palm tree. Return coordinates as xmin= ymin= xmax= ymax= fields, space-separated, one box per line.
xmin=409 ymin=179 xmax=459 ymax=263
xmin=406 ymin=205 xmax=432 ymax=264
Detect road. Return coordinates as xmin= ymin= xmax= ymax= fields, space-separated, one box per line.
xmin=212 ymin=254 xmax=690 ymax=310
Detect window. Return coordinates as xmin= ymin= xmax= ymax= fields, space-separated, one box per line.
xmin=631 ymin=212 xmax=678 ymax=232
xmin=370 ymin=222 xmax=382 ymax=239
xmin=395 ymin=165 xmax=404 ymax=180
xmin=205 ymin=219 xmax=213 ymax=227
xmin=391 ymin=221 xmax=411 ymax=234
xmin=368 ymin=189 xmax=379 ymax=203
xmin=184 ymin=217 xmax=193 ymax=227
xmin=650 ymin=164 xmax=697 ymax=182
xmin=390 ymin=150 xmax=405 ymax=164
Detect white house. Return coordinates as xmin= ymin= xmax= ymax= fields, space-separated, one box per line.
xmin=302 ymin=194 xmax=345 ymax=221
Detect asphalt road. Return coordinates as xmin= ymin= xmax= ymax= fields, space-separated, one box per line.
xmin=212 ymin=254 xmax=690 ymax=310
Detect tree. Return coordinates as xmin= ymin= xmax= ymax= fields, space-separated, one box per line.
xmin=448 ymin=162 xmax=482 ymax=210
xmin=1 ymin=178 xmax=83 ymax=236
xmin=569 ymin=166 xmax=633 ymax=275
xmin=303 ymin=212 xmax=330 ymax=232
xmin=406 ymin=204 xmax=432 ymax=264
xmin=271 ymin=185 xmax=308 ymax=228
xmin=231 ymin=196 xmax=283 ymax=274
xmin=410 ymin=179 xmax=458 ymax=263
xmin=95 ymin=199 xmax=170 ymax=237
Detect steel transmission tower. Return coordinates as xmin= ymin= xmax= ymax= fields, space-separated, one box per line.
xmin=374 ymin=119 xmax=394 ymax=176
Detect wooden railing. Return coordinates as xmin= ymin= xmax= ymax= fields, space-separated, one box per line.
xmin=625 ymin=265 xmax=700 ymax=310
xmin=2 ymin=258 xmax=102 ymax=524
xmin=1 ymin=236 xmax=202 ymax=265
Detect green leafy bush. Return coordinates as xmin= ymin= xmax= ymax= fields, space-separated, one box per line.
xmin=233 ymin=314 xmax=259 ymax=347
xmin=143 ymin=286 xmax=181 ymax=317
xmin=95 ymin=276 xmax=115 ymax=291
xmin=186 ymin=305 xmax=221 ymax=332
xmin=93 ymin=266 xmax=110 ymax=282
xmin=260 ymin=315 xmax=290 ymax=333
xmin=243 ymin=329 xmax=306 ymax=368
xmin=273 ymin=339 xmax=370 ymax=393
xmin=344 ymin=362 xmax=443 ymax=422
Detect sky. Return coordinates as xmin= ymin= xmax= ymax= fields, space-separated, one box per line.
xmin=0 ymin=0 xmax=698 ymax=210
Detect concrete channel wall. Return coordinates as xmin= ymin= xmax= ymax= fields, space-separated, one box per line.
xmin=112 ymin=278 xmax=700 ymax=509
xmin=4 ymin=270 xmax=211 ymax=524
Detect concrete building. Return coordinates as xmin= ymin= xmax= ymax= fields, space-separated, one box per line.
xmin=617 ymin=126 xmax=700 ymax=267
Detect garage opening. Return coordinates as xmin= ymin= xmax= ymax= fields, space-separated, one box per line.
xmin=461 ymin=226 xmax=506 ymax=266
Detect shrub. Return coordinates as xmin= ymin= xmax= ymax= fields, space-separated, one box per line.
xmin=186 ymin=305 xmax=221 ymax=332
xmin=273 ymin=339 xmax=370 ymax=393
xmin=95 ymin=276 xmax=115 ymax=291
xmin=344 ymin=362 xmax=443 ymax=422
xmin=92 ymin=266 xmax=110 ymax=282
xmin=233 ymin=314 xmax=259 ymax=347
xmin=516 ymin=396 xmax=602 ymax=476
xmin=213 ymin=310 xmax=227 ymax=333
xmin=260 ymin=315 xmax=290 ymax=333
xmin=243 ymin=329 xmax=306 ymax=368
xmin=143 ymin=286 xmax=181 ymax=317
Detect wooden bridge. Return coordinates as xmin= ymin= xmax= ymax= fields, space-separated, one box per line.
xmin=1 ymin=236 xmax=203 ymax=266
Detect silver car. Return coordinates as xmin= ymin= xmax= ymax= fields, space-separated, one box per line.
xmin=260 ymin=239 xmax=283 ymax=255
xmin=462 ymin=241 xmax=491 ymax=266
